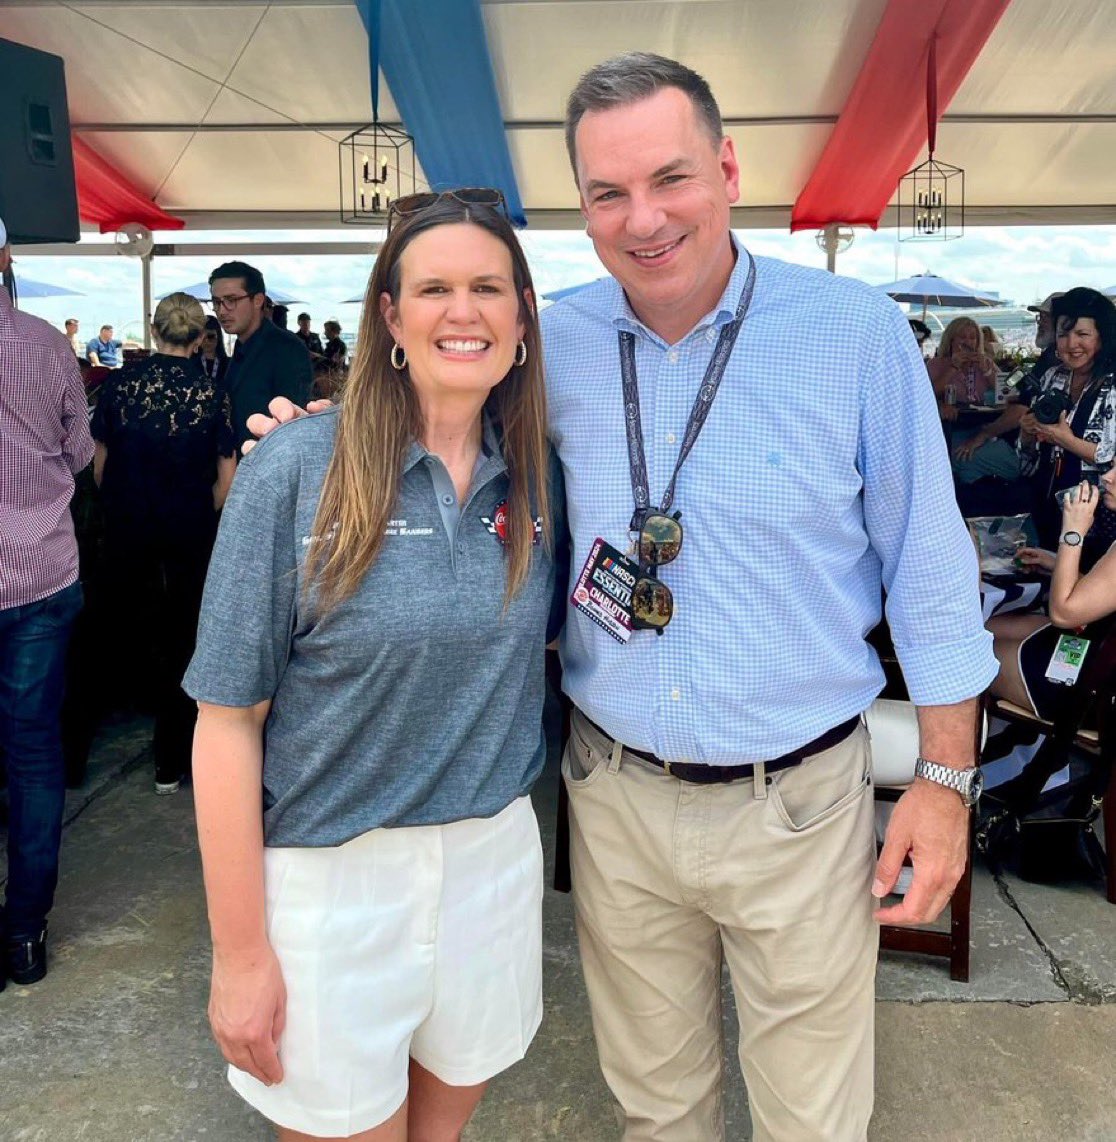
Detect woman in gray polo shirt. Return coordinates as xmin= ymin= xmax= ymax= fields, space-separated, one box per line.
xmin=184 ymin=194 xmax=564 ymax=1141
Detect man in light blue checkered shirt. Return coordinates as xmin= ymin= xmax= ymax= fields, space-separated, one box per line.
xmin=547 ymin=54 xmax=998 ymax=1140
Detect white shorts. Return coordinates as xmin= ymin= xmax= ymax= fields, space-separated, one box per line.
xmin=228 ymin=796 xmax=544 ymax=1137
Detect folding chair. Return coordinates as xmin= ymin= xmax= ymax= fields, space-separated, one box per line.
xmin=870 ymin=698 xmax=982 ymax=982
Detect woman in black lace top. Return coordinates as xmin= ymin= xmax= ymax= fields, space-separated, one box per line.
xmin=92 ymin=292 xmax=237 ymax=793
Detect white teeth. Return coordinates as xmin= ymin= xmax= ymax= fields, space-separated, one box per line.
xmin=632 ymin=240 xmax=680 ymax=259
xmin=437 ymin=339 xmax=488 ymax=352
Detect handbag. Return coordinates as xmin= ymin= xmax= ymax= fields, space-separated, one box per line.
xmin=978 ymin=790 xmax=1107 ymax=884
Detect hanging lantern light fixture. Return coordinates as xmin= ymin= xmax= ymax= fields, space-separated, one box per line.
xmin=339 ymin=122 xmax=416 ymax=225
xmin=338 ymin=0 xmax=417 ymax=225
xmin=898 ymin=36 xmax=964 ymax=242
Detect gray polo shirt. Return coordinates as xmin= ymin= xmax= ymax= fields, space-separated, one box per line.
xmin=184 ymin=407 xmax=565 ymax=847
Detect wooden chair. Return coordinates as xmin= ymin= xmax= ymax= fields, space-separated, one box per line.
xmin=982 ymin=620 xmax=1116 ymax=904
xmin=869 ymin=698 xmax=980 ymax=982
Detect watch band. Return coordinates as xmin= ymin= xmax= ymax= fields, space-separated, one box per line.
xmin=914 ymin=757 xmax=983 ymax=807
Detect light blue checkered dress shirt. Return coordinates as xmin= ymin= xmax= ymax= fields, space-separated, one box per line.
xmin=541 ymin=239 xmax=998 ymax=765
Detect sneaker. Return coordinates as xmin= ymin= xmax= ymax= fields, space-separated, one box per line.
xmin=6 ymin=930 xmax=47 ymax=986
xmin=154 ymin=778 xmax=181 ymax=796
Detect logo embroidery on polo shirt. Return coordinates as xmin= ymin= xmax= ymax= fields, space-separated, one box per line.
xmin=480 ymin=500 xmax=542 ymax=546
xmin=384 ymin=518 xmax=435 ymax=537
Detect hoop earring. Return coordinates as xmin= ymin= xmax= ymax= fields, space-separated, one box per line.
xmin=390 ymin=343 xmax=406 ymax=370
xmin=514 ymin=340 xmax=528 ymax=367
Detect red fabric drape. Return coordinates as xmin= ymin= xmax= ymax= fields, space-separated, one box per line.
xmin=72 ymin=135 xmax=185 ymax=233
xmin=790 ymin=0 xmax=1011 ymax=232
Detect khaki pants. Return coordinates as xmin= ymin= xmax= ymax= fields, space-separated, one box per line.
xmin=564 ymin=709 xmax=878 ymax=1142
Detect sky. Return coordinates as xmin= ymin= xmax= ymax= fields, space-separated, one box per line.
xmin=9 ymin=223 xmax=1116 ymax=346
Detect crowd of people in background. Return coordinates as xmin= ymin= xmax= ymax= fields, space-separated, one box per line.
xmin=0 ymin=252 xmax=350 ymax=994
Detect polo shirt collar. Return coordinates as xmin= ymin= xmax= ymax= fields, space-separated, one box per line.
xmin=609 ymin=233 xmax=750 ymax=343
xmin=403 ymin=408 xmax=507 ymax=477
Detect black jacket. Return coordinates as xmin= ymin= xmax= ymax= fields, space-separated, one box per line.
xmin=225 ymin=320 xmax=312 ymax=452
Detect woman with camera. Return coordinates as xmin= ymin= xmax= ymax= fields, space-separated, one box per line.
xmin=957 ymin=288 xmax=1116 ymax=548
xmin=1017 ymin=287 xmax=1116 ymax=549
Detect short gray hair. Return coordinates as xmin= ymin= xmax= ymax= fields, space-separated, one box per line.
xmin=564 ymin=53 xmax=724 ymax=177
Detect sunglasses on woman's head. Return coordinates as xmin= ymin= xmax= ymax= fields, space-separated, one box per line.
xmin=386 ymin=188 xmax=507 ymax=234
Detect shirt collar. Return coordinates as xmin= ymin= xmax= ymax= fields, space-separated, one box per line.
xmin=403 ymin=408 xmax=507 ymax=476
xmin=609 ymin=233 xmax=750 ymax=342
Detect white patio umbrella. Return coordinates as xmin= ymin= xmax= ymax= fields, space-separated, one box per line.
xmin=876 ymin=272 xmax=1005 ymax=319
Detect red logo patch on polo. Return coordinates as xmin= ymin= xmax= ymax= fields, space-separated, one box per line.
xmin=481 ymin=500 xmax=542 ymax=545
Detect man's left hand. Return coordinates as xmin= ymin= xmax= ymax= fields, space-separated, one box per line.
xmin=872 ymin=779 xmax=969 ymax=925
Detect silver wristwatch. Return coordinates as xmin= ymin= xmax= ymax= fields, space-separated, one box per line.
xmin=914 ymin=758 xmax=984 ymax=807
xmin=1060 ymin=531 xmax=1083 ymax=547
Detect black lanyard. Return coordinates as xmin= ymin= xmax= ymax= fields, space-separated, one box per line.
xmin=618 ymin=252 xmax=756 ymax=530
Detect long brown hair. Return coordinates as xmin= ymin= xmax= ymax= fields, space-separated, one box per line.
xmin=306 ymin=199 xmax=550 ymax=610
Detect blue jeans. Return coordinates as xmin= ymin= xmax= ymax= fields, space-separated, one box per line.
xmin=0 ymin=581 xmax=83 ymax=939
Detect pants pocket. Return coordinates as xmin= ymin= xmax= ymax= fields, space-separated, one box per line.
xmin=769 ymin=725 xmax=871 ymax=833
xmin=561 ymin=716 xmax=610 ymax=788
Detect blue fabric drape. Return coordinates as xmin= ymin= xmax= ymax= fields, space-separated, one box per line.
xmin=355 ymin=0 xmax=526 ymax=227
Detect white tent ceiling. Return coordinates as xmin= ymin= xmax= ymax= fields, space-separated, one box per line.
xmin=2 ymin=0 xmax=1114 ymax=232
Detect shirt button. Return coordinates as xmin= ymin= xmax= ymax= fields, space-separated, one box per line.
xmin=666 ymin=432 xmax=677 ymax=444
xmin=706 ymin=328 xmax=717 ymax=343
xmin=667 ymin=350 xmax=679 ymax=364
xmin=671 ymin=688 xmax=681 ymax=701
xmin=441 ymin=494 xmax=454 ymax=506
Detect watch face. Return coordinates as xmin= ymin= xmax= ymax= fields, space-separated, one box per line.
xmin=1062 ymin=531 xmax=1083 ymax=546
xmin=966 ymin=769 xmax=984 ymax=804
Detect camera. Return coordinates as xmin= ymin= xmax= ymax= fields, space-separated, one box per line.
xmin=1012 ymin=370 xmax=1043 ymax=403
xmin=1032 ymin=387 xmax=1074 ymax=425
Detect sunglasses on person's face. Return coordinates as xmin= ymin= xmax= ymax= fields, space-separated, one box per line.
xmin=386 ymin=188 xmax=507 ymax=234
xmin=631 ymin=512 xmax=684 ymax=632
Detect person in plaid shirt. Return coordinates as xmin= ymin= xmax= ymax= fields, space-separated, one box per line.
xmin=0 ymin=217 xmax=94 ymax=991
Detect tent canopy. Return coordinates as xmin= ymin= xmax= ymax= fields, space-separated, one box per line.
xmin=2 ymin=0 xmax=1114 ymax=232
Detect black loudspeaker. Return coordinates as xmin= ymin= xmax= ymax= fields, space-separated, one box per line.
xmin=0 ymin=37 xmax=79 ymax=245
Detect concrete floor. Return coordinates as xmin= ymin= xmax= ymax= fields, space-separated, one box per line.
xmin=2 ymin=718 xmax=1115 ymax=1142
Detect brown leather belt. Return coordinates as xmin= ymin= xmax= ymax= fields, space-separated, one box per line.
xmin=584 ymin=714 xmax=861 ymax=785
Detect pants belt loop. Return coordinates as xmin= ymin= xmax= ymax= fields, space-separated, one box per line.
xmin=608 ymin=738 xmax=624 ymax=774
xmin=752 ymin=761 xmax=768 ymax=800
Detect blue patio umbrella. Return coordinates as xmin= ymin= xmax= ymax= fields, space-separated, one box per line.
xmin=10 ymin=275 xmax=84 ymax=299
xmin=159 ymin=281 xmax=302 ymax=305
xmin=876 ymin=272 xmax=1004 ymax=319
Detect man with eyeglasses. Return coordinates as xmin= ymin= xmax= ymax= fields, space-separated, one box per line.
xmin=209 ymin=261 xmax=312 ymax=453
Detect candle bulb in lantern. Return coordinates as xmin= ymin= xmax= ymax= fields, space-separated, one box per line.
xmin=380 ymin=156 xmax=389 ymax=182
xmin=362 ymin=156 xmax=370 ymax=183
